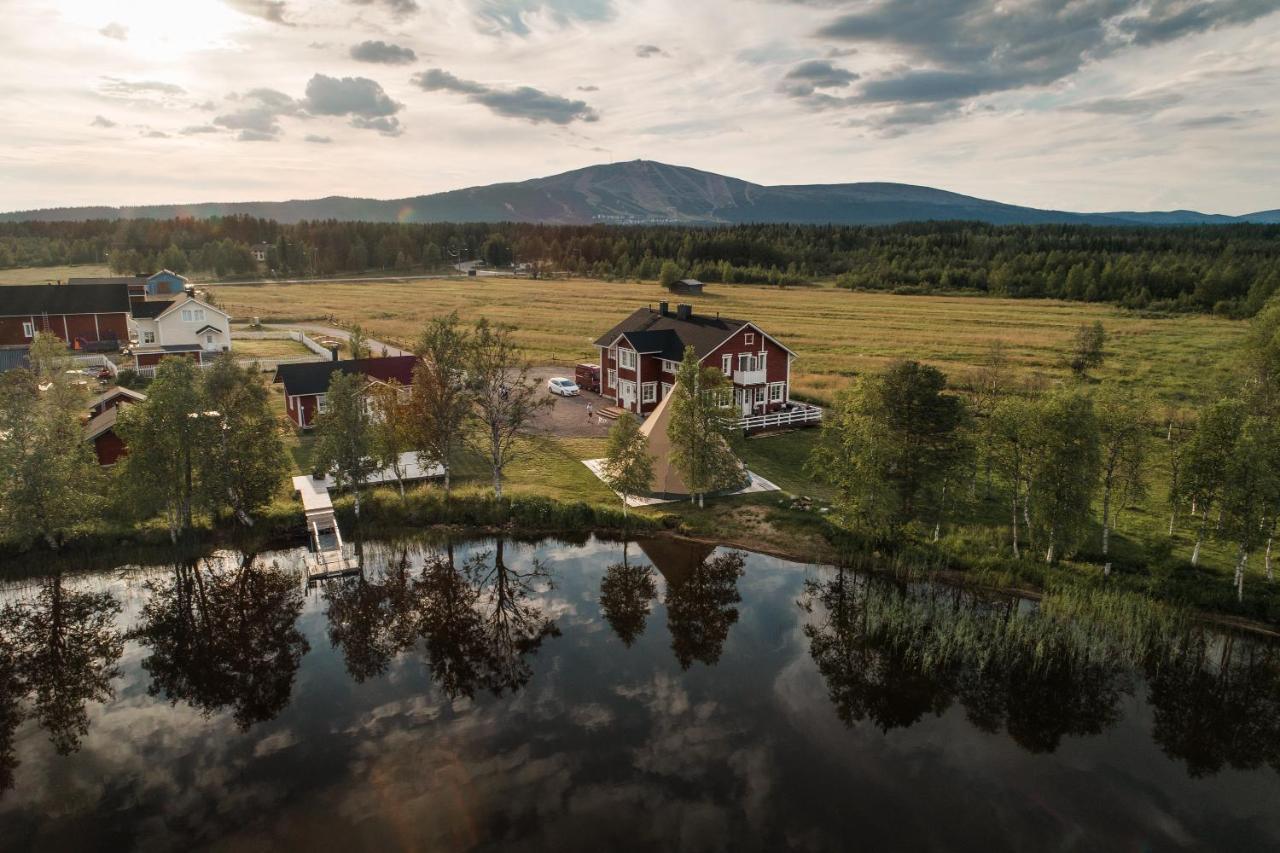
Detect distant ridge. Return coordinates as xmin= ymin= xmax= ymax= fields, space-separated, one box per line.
xmin=1 ymin=160 xmax=1274 ymax=227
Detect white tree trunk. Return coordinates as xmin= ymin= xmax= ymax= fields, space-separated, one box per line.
xmin=1101 ymin=480 xmax=1112 ymax=556
xmin=1266 ymin=535 xmax=1274 ymax=582
xmin=1235 ymin=547 xmax=1248 ymax=602
xmin=1191 ymin=507 xmax=1208 ymax=566
xmin=1011 ymin=494 xmax=1020 ymax=558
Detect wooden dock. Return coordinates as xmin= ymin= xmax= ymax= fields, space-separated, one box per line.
xmin=292 ymin=474 xmax=359 ymax=583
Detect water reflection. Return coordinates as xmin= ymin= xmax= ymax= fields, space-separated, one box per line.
xmin=132 ymin=554 xmax=309 ymax=729
xmin=0 ymin=569 xmax=123 ymax=794
xmin=324 ymin=540 xmax=561 ymax=699
xmin=598 ymin=543 xmax=657 ymax=647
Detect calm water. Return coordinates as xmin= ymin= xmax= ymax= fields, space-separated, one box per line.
xmin=1 ymin=536 xmax=1278 ymax=852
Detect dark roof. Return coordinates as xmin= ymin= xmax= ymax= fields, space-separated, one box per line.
xmin=0 ymin=283 xmax=131 ymax=316
xmin=623 ymin=329 xmax=685 ymax=361
xmin=83 ymin=405 xmax=121 ymax=441
xmin=194 ymin=325 xmax=223 ymax=335
xmin=273 ymin=355 xmax=419 ymax=397
xmin=68 ymin=276 xmax=148 ymax=286
xmin=0 ymin=348 xmax=30 ymax=372
xmin=594 ymin=306 xmax=748 ymax=361
xmin=130 ymin=299 xmax=175 ymax=319
xmin=89 ymin=386 xmax=146 ymax=412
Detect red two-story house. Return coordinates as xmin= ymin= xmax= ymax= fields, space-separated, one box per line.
xmin=594 ymin=302 xmax=799 ymax=421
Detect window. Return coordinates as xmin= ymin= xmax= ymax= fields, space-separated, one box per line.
xmin=194 ymin=309 xmax=205 ymax=322
xmin=769 ymin=383 xmax=785 ymax=402
xmin=608 ymin=347 xmax=617 ymax=363
xmin=721 ymin=354 xmax=732 ymax=376
xmin=744 ymin=331 xmax=755 ymax=345
xmin=316 ymin=394 xmax=328 ymax=415
xmin=661 ymin=382 xmax=672 ymax=398
xmin=618 ymin=348 xmax=637 ymax=370
xmin=642 ymin=382 xmax=657 ymax=403
xmin=661 ymin=359 xmax=678 ymax=374
xmin=619 ymin=379 xmax=636 ymax=400
xmin=607 ymin=368 xmax=616 ymax=388
xmin=755 ymin=386 xmax=767 ymax=404
xmin=205 ymin=334 xmax=214 ymax=344
xmin=143 ymin=330 xmax=156 ymax=344
xmin=181 ymin=308 xmax=205 ymax=323
xmin=738 ymin=353 xmax=759 ymax=373
xmin=181 ymin=309 xmax=192 ymax=322
xmin=21 ymin=321 xmax=34 ymax=338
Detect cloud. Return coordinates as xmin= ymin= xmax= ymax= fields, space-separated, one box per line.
xmin=412 ymin=68 xmax=599 ymax=124
xmin=635 ymin=44 xmax=667 ymax=58
xmin=812 ymin=0 xmax=1280 ymax=122
xmin=98 ymin=22 xmax=128 ymax=41
xmin=224 ymin=0 xmax=291 ymax=24
xmin=350 ymin=0 xmax=420 ymax=16
xmin=89 ymin=115 xmax=116 ymax=128
xmin=304 ymin=74 xmax=404 ymax=135
xmin=1066 ymin=92 xmax=1184 ymax=115
xmin=778 ymin=59 xmax=859 ymax=100
xmin=140 ymin=129 xmax=170 ymax=139
xmin=304 ymin=134 xmax=334 ymax=143
xmin=577 ymin=85 xmax=599 ymax=92
xmin=180 ymin=125 xmax=221 ymax=135
xmin=1177 ymin=110 xmax=1264 ymax=128
xmin=470 ymin=0 xmax=615 ymax=36
xmin=214 ymin=88 xmax=304 ymax=139
xmin=350 ymin=40 xmax=418 ymax=64
xmin=98 ymin=77 xmax=186 ymax=99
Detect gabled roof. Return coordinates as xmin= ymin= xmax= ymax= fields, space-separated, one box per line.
xmin=194 ymin=325 xmax=223 ymax=335
xmin=595 ymin=306 xmax=749 ymax=361
xmin=83 ymin=405 xmax=121 ymax=442
xmin=0 ymin=283 xmax=131 ymax=316
xmin=622 ymin=329 xmax=684 ymax=361
xmin=88 ymin=386 xmax=147 ymax=412
xmin=130 ymin=299 xmax=175 ymax=319
xmin=152 ymin=295 xmax=228 ymax=322
xmin=273 ymin=355 xmax=419 ymax=397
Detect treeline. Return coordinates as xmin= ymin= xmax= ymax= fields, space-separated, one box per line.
xmin=3 ymin=217 xmax=1280 ymax=315
xmin=810 ymin=299 xmax=1280 ymax=611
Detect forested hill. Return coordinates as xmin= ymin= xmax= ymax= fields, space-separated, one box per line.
xmin=1 ymin=161 xmax=1275 ymax=226
xmin=5 ymin=218 xmax=1279 ymax=317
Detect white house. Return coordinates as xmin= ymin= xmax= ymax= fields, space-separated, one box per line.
xmin=129 ymin=294 xmax=232 ymax=368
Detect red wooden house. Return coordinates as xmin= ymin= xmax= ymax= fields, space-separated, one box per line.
xmin=593 ymin=302 xmax=799 ymax=421
xmin=0 ymin=283 xmax=131 ymax=351
xmin=274 ymin=356 xmax=418 ymax=429
xmin=83 ymin=387 xmax=148 ymax=466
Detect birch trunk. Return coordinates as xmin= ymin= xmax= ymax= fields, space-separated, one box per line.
xmin=1191 ymin=507 xmax=1209 ymax=566
xmin=1101 ymin=479 xmax=1112 ymax=557
xmin=1045 ymin=525 xmax=1056 ymax=565
xmin=1235 ymin=547 xmax=1248 ymax=602
xmin=1011 ymin=493 xmax=1020 ymax=558
xmin=1266 ymin=533 xmax=1274 ymax=582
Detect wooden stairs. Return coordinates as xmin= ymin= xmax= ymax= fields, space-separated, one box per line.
xmin=597 ymin=406 xmax=626 ymax=421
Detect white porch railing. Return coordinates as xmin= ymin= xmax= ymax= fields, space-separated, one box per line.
xmin=735 ymin=368 xmax=767 ymax=386
xmin=735 ymin=404 xmax=823 ymax=431
xmin=134 ymin=360 xmax=216 ymax=379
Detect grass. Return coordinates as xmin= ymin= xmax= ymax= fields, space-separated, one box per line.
xmin=207 ymin=275 xmax=1244 ymax=409
xmin=232 ymin=337 xmax=317 ymax=360
xmin=0 ymin=263 xmax=113 ymax=285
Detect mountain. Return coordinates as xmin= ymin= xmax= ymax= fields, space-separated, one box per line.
xmin=1 ymin=160 xmax=1273 ymax=226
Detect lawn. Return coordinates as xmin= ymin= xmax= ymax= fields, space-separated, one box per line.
xmin=232 ymin=337 xmax=318 ymax=360
xmin=209 ymin=275 xmax=1244 ymax=409
xmin=0 ymin=263 xmax=113 ymax=284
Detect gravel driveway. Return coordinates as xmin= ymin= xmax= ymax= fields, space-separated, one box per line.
xmin=527 ymin=365 xmax=615 ymax=438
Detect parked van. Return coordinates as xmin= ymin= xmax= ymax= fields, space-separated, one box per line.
xmin=575 ymin=363 xmax=601 ymax=393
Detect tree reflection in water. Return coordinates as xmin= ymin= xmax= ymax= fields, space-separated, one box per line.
xmin=1148 ymin=631 xmax=1280 ymax=777
xmin=801 ymin=569 xmax=1131 ymax=752
xmin=323 ymin=540 xmax=560 ymax=699
xmin=664 ymin=552 xmax=746 ymax=669
xmin=599 ymin=543 xmax=657 ymax=648
xmin=133 ymin=554 xmax=309 ymax=730
xmin=0 ymin=568 xmax=123 ymax=794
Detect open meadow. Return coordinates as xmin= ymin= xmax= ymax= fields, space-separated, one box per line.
xmin=209 ymin=275 xmax=1245 ymax=409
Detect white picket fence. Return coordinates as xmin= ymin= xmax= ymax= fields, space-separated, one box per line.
xmin=70 ymin=354 xmax=118 ymax=377
xmin=736 ymin=404 xmax=823 ymax=432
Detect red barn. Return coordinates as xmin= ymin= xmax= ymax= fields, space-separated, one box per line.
xmin=0 ymin=283 xmax=130 ymax=351
xmin=274 ymin=356 xmax=419 ymax=429
xmin=594 ymin=302 xmax=800 ymax=422
xmin=83 ymin=388 xmax=147 ymax=466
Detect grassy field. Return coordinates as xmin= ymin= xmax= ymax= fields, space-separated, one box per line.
xmin=210 ymin=275 xmax=1243 ymax=408
xmin=232 ymin=337 xmax=317 ymax=360
xmin=0 ymin=263 xmax=113 ymax=284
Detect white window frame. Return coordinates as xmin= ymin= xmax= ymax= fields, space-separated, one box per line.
xmin=738 ymin=352 xmax=759 ymax=372
xmin=661 ymin=359 xmax=678 ymax=373
xmin=618 ymin=348 xmax=637 ymax=370
xmin=143 ymin=330 xmax=156 ymax=344
xmin=193 ymin=309 xmax=205 ymax=323
xmin=315 ymin=394 xmax=328 ymax=415
xmin=754 ymin=386 xmax=767 ymax=405
xmin=661 ymin=382 xmax=672 ymax=398
xmin=22 ymin=321 xmax=34 ymax=338
xmin=607 ymin=368 xmax=616 ymax=388
xmin=641 ymin=382 xmax=657 ymax=403
xmin=721 ymin=354 xmax=732 ymax=376
xmin=205 ymin=334 xmax=215 ymax=344
xmin=181 ymin=309 xmax=193 ymax=322
xmin=619 ymin=379 xmax=637 ymax=400
xmin=769 ymin=382 xmax=785 ymax=402
xmin=744 ymin=331 xmax=755 ymax=346
xmin=608 ymin=346 xmax=617 ymax=363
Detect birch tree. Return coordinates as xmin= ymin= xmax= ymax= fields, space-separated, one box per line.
xmin=602 ymin=413 xmax=654 ymax=520
xmin=411 ymin=312 xmax=472 ymax=496
xmin=668 ymin=346 xmax=741 ymax=508
xmin=1177 ymin=399 xmax=1245 ymax=566
xmin=1217 ymin=416 xmax=1280 ymax=601
xmin=199 ymin=355 xmax=287 ymax=524
xmin=1067 ymin=321 xmax=1106 ymax=378
xmin=1026 ymin=390 xmax=1101 ymax=565
xmin=989 ymin=396 xmax=1037 ymax=557
xmin=313 ymin=370 xmax=377 ymax=516
xmin=1094 ymin=385 xmax=1150 ymax=567
xmin=464 ymin=319 xmax=548 ymax=500
xmin=368 ymin=380 xmax=413 ymax=498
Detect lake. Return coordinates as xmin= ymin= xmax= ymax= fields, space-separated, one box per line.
xmin=0 ymin=535 xmax=1278 ymax=851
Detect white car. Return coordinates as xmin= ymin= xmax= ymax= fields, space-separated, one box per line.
xmin=547 ymin=377 xmax=580 ymax=396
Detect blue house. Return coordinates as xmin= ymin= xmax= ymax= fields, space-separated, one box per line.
xmin=142 ymin=270 xmax=188 ymax=298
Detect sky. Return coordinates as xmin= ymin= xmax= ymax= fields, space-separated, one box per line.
xmin=1 ymin=0 xmax=1277 ymax=215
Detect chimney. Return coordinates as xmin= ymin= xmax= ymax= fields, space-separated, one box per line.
xmin=676 ymin=303 xmax=692 ymax=321
xmin=328 ymin=345 xmax=340 ymax=362
xmin=658 ymin=301 xmax=669 ymax=316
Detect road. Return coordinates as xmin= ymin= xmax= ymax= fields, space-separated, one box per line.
xmin=202 ymin=262 xmax=506 ymax=288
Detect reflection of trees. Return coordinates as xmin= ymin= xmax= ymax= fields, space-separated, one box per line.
xmin=801 ymin=570 xmax=1130 ymax=751
xmin=322 ymin=539 xmax=561 ymax=699
xmin=134 ymin=555 xmax=309 ymax=729
xmin=599 ymin=544 xmax=657 ymax=647
xmin=0 ymin=569 xmax=124 ymax=794
xmin=1148 ymin=632 xmax=1280 ymax=777
xmin=665 ymin=551 xmax=745 ymax=669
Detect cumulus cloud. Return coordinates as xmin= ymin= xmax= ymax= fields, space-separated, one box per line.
xmin=577 ymin=85 xmax=599 ymax=92
xmin=224 ymin=0 xmax=291 ymax=24
xmin=98 ymin=77 xmax=186 ymax=98
xmin=412 ymin=68 xmax=599 ymax=124
xmin=180 ymin=124 xmax=221 ymax=135
xmin=778 ymin=59 xmax=859 ymax=101
xmin=304 ymin=134 xmax=334 ymax=143
xmin=214 ymin=88 xmax=303 ymax=140
xmin=140 ymin=129 xmax=170 ymax=138
xmin=350 ymin=40 xmax=418 ymax=64
xmin=635 ymin=44 xmax=667 ymax=58
xmin=470 ymin=0 xmax=615 ymax=36
xmin=98 ymin=22 xmax=128 ymax=41
xmin=89 ymin=115 xmax=116 ymax=128
xmin=350 ymin=0 xmax=420 ymax=16
xmin=813 ymin=0 xmax=1280 ymax=122
xmin=304 ymin=74 xmax=404 ymax=135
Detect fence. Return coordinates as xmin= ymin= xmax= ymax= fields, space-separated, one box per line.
xmin=70 ymin=354 xmax=118 ymax=377
xmin=291 ymin=330 xmax=337 ymax=359
xmin=736 ymin=404 xmax=824 ymax=432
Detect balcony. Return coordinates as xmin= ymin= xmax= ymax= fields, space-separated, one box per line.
xmin=733 ymin=369 xmax=767 ymax=386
